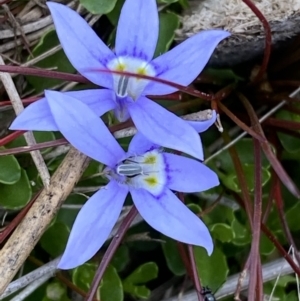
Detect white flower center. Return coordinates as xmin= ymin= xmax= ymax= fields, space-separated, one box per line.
xmin=115 ymin=149 xmax=167 ymax=196
xmin=107 ymin=56 xmax=156 ymax=100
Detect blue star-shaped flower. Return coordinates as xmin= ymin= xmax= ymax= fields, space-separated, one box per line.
xmin=10 ymin=0 xmax=230 ymax=159
xmin=43 ymin=91 xmax=220 ymax=269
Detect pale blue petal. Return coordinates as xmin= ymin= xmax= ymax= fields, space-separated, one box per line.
xmin=164 ymin=153 xmax=219 ymax=192
xmin=9 ymin=98 xmax=58 ymax=131
xmin=58 ymin=181 xmax=128 ymax=269
xmin=128 ymin=132 xmax=159 ymax=156
xmin=143 ymin=30 xmax=231 ymax=95
xmin=47 ymin=2 xmax=115 ymax=88
xmin=131 ymin=188 xmax=213 ymax=254
xmin=187 ymin=110 xmax=217 ymax=133
xmin=45 ymin=90 xmax=125 ymax=167
xmin=115 ymin=0 xmax=158 ymax=60
xmin=128 ymin=97 xmax=204 ymax=160
xmin=9 ymin=89 xmax=116 ymax=132
xmin=66 ymin=89 xmax=116 ymax=116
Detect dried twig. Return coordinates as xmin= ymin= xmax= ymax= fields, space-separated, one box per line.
xmin=0 ymin=55 xmax=50 ymax=187
xmin=0 ymin=258 xmax=60 ymax=299
xmin=162 ymin=254 xmax=299 ymax=301
xmin=0 ymin=147 xmax=89 ymax=294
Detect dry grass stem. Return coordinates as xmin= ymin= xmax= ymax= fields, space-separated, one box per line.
xmin=0 ymin=55 xmax=50 ymax=187
xmin=0 ymin=147 xmax=89 ymax=294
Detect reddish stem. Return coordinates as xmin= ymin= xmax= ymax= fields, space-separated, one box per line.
xmin=85 ymin=206 xmax=138 ymax=301
xmin=242 ymin=0 xmax=272 ymax=83
xmin=187 ymin=245 xmax=203 ymax=301
xmin=248 ymin=139 xmax=263 ymax=301
xmin=0 ymin=130 xmax=26 ymax=146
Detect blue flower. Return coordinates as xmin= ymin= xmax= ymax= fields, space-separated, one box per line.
xmin=10 ymin=0 xmax=230 ymax=160
xmin=41 ymin=91 xmax=220 ymax=269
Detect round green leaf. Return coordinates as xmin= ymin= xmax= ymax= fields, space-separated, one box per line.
xmin=231 ymin=219 xmax=251 ymax=246
xmin=0 ymin=148 xmax=21 ymax=184
xmin=72 ymin=263 xmax=97 ymax=293
xmin=0 ymin=169 xmax=32 ymax=209
xmin=100 ymin=265 xmax=123 ymax=301
xmin=210 ymin=223 xmax=234 ymax=243
xmin=194 ymin=247 xmax=228 ymax=292
xmin=80 ymin=0 xmax=118 ymax=14
xmin=220 ymin=164 xmax=271 ymax=192
xmin=161 ymin=235 xmax=186 ymax=276
xmin=40 ymin=222 xmax=70 ymax=257
xmin=123 ymin=262 xmax=158 ymax=299
xmin=111 ymin=245 xmax=130 ymax=272
xmin=72 ymin=264 xmax=123 ymax=301
xmin=124 ymin=262 xmax=158 ymax=284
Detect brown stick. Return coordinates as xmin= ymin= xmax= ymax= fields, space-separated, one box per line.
xmin=0 ymin=148 xmax=90 ymax=294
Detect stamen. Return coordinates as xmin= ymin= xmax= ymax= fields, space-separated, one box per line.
xmin=117 ymin=75 xmax=130 ymax=97
xmin=117 ymin=162 xmax=143 ymax=177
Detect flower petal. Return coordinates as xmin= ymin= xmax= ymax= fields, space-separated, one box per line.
xmin=164 ymin=153 xmax=219 ymax=192
xmin=128 ymin=132 xmax=160 ymax=155
xmin=9 ymin=89 xmax=116 ymax=132
xmin=10 ymin=98 xmax=58 ymax=131
xmin=58 ymin=180 xmax=128 ymax=269
xmin=128 ymin=97 xmax=203 ymax=160
xmin=45 ymin=90 xmax=125 ymax=167
xmin=115 ymin=0 xmax=158 ymax=60
xmin=47 ymin=2 xmax=115 ymax=88
xmin=67 ymin=89 xmax=116 ymax=116
xmin=131 ymin=188 xmax=213 ymax=254
xmin=186 ymin=110 xmax=217 ymax=133
xmin=144 ymin=30 xmax=231 ymax=95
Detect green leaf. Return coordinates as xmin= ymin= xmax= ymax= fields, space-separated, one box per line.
xmin=161 ymin=235 xmax=186 ymax=276
xmin=231 ymin=219 xmax=251 ymax=245
xmin=123 ymin=262 xmax=158 ymax=299
xmin=72 ymin=264 xmax=123 ymax=301
xmin=154 ymin=12 xmax=180 ymax=57
xmin=285 ymin=201 xmax=300 ymax=231
xmin=100 ymin=265 xmax=123 ymax=301
xmin=220 ymin=164 xmax=271 ymax=192
xmin=80 ymin=0 xmax=118 ymax=14
xmin=125 ymin=262 xmax=158 ymax=284
xmin=106 ymin=0 xmax=125 ymax=26
xmin=27 ymin=30 xmax=75 ymax=93
xmin=194 ymin=247 xmax=228 ymax=292
xmin=40 ymin=222 xmax=70 ymax=257
xmin=0 ymin=169 xmax=32 ymax=209
xmin=0 ymin=147 xmax=21 ymax=184
xmin=72 ymin=263 xmax=97 ymax=293
xmin=276 ymin=109 xmax=300 ymax=153
xmin=215 ymin=138 xmax=271 ymax=172
xmin=260 ymin=233 xmax=275 ymax=255
xmin=111 ymin=245 xmax=130 ymax=272
xmin=210 ymin=223 xmax=234 ymax=243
